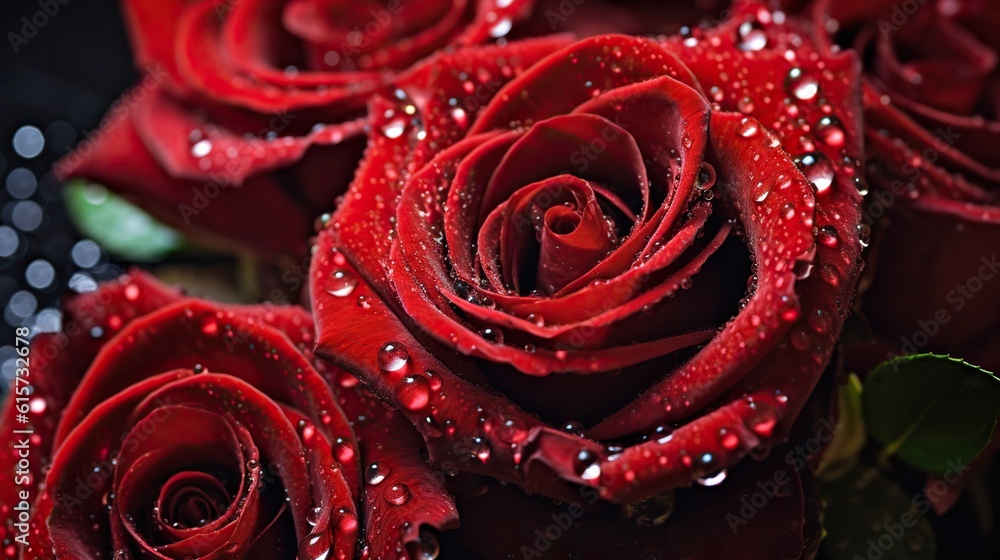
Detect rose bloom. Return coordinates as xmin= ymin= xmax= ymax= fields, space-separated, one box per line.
xmin=0 ymin=272 xmax=461 ymax=559
xmin=808 ymin=0 xmax=1000 ymax=374
xmin=311 ymin=3 xmax=864 ymax=557
xmin=57 ymin=0 xmax=536 ymax=258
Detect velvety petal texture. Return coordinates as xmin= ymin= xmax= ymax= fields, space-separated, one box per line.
xmin=0 ymin=271 xmax=455 ymax=559
xmin=312 ymin=2 xmax=864 ymax=556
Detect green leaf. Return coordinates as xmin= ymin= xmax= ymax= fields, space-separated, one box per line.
xmin=817 ymin=373 xmax=866 ymax=482
xmin=862 ymin=354 xmax=1000 ymax=473
xmin=65 ymin=181 xmax=184 ymax=262
xmin=820 ymin=463 xmax=935 ymax=560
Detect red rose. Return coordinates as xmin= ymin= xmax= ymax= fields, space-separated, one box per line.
xmin=0 ymin=272 xmax=458 ymax=559
xmin=311 ymin=3 xmax=863 ymax=556
xmin=820 ymin=0 xmax=1000 ymax=374
xmin=56 ymin=0 xmax=537 ymax=258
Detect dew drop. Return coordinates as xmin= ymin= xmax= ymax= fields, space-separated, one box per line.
xmin=191 ymin=139 xmax=212 ymax=158
xmin=817 ymin=225 xmax=839 ymax=248
xmin=791 ymin=328 xmax=812 ymax=350
xmin=526 ymin=313 xmax=545 ymax=327
xmin=384 ymin=483 xmax=411 ymax=505
xmin=719 ymin=429 xmax=740 ymax=450
xmin=411 ymin=531 xmax=440 ymax=560
xmin=480 ymin=327 xmax=504 ymax=343
xmin=737 ymin=117 xmax=759 ymax=138
xmin=397 ymin=375 xmax=431 ymax=410
xmin=815 ymin=116 xmax=845 ymax=147
xmin=696 ymin=468 xmax=728 ymax=487
xmin=201 ymin=319 xmax=219 ymax=335
xmin=808 ymin=308 xmax=833 ymax=334
xmin=857 ymin=223 xmax=871 ymax=248
xmin=366 ymin=462 xmax=390 ymax=485
xmin=381 ymin=118 xmax=407 ymax=139
xmin=377 ymin=342 xmax=409 ymax=373
xmin=324 ymin=269 xmax=358 ymax=297
xmin=819 ymin=263 xmax=840 ymax=286
xmin=313 ymin=213 xmax=331 ymax=232
xmin=469 ymin=436 xmax=491 ymax=462
xmin=497 ymin=416 xmax=528 ymax=444
xmin=306 ymin=506 xmax=323 ymax=527
xmin=124 ymin=284 xmax=140 ymax=301
xmin=737 ymin=21 xmax=768 ymax=51
xmin=746 ymin=408 xmax=779 ymax=437
xmin=561 ymin=421 xmax=584 ymax=436
xmin=298 ymin=532 xmax=330 ymax=560
xmin=781 ymin=203 xmax=796 ymax=220
xmin=334 ymin=439 xmax=355 ymax=464
xmin=795 ymin=152 xmax=834 ymax=194
xmin=489 ymin=18 xmax=512 ymax=38
xmin=574 ymin=449 xmax=602 ymax=481
xmin=786 ymin=68 xmax=819 ymax=101
xmin=337 ymin=509 xmax=358 ymax=533
xmin=793 ymin=259 xmax=813 ymax=280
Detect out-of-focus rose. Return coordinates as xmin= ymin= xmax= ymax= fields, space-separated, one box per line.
xmin=310 ymin=3 xmax=863 ymax=556
xmin=57 ymin=0 xmax=537 ymax=258
xmin=517 ymin=0 xmax=734 ymax=38
xmin=0 ymin=272 xmax=458 ymax=559
xmin=814 ymin=0 xmax=1000 ymax=373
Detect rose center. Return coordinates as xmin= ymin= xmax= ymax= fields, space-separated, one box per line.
xmin=159 ymin=471 xmax=233 ymax=529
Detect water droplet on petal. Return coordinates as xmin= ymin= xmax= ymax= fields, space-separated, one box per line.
xmin=480 ymin=327 xmax=503 ymax=343
xmin=385 ymin=483 xmax=411 ymax=505
xmin=808 ymin=309 xmax=833 ymax=334
xmin=381 ymin=118 xmax=407 ymax=139
xmin=718 ymin=429 xmax=740 ymax=451
xmin=737 ymin=117 xmax=759 ymax=138
xmin=124 ymin=284 xmax=140 ymax=301
xmin=746 ymin=407 xmax=779 ymax=437
xmin=469 ymin=436 xmax=491 ymax=462
xmin=795 ymin=152 xmax=835 ymax=194
xmin=306 ymin=506 xmax=323 ymax=527
xmin=561 ymin=421 xmax=584 ymax=436
xmin=815 ymin=116 xmax=845 ymax=147
xmin=791 ymin=328 xmax=812 ymax=350
xmin=737 ymin=21 xmax=768 ymax=51
xmin=696 ymin=468 xmax=728 ymax=487
xmin=411 ymin=531 xmax=440 ymax=560
xmin=397 ymin=375 xmax=431 ymax=410
xmin=366 ymin=462 xmax=390 ymax=485
xmin=786 ymin=68 xmax=819 ymax=101
xmin=191 ymin=139 xmax=212 ymax=158
xmin=857 ymin=223 xmax=871 ymax=247
xmin=377 ymin=342 xmax=409 ymax=373
xmin=574 ymin=449 xmax=602 ymax=481
xmin=325 ymin=269 xmax=358 ymax=297
xmin=497 ymin=416 xmax=528 ymax=443
xmin=201 ymin=318 xmax=218 ymax=335
xmin=489 ymin=18 xmax=512 ymax=38
xmin=817 ymin=225 xmax=839 ymax=248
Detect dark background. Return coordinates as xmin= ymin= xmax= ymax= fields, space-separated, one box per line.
xmin=1 ymin=0 xmax=135 ymax=391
